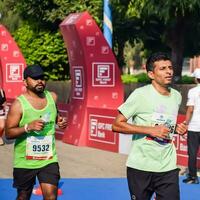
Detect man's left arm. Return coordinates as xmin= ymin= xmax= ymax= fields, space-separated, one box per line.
xmin=175 ymin=122 xmax=187 ymax=135
xmin=50 ymin=91 xmax=67 ymax=129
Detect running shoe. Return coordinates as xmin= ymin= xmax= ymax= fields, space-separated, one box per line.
xmin=182 ymin=176 xmax=199 ymax=184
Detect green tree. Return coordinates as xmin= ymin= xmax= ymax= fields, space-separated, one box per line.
xmin=2 ymin=0 xmax=103 ymax=80
xmin=14 ymin=24 xmax=69 ymax=80
xmin=112 ymin=0 xmax=200 ymax=81
xmin=13 ymin=0 xmax=103 ymax=30
xmin=0 ymin=0 xmax=22 ymax=32
xmin=124 ymin=40 xmax=144 ymax=74
xmin=111 ymin=0 xmax=143 ymax=70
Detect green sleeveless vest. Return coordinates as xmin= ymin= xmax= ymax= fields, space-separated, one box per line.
xmin=14 ymin=90 xmax=58 ymax=169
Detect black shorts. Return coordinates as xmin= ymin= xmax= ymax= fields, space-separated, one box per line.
xmin=127 ymin=167 xmax=180 ymax=200
xmin=13 ymin=162 xmax=60 ymax=191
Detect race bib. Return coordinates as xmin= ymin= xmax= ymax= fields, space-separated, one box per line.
xmin=151 ymin=112 xmax=176 ymax=141
xmin=26 ymin=135 xmax=53 ymax=160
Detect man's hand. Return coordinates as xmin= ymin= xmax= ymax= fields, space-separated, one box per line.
xmin=27 ymin=119 xmax=45 ymax=132
xmin=57 ymin=116 xmax=67 ymax=129
xmin=150 ymin=125 xmax=170 ymax=139
xmin=176 ymin=121 xmax=187 ymax=135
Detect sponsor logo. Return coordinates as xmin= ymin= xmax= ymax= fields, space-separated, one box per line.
xmin=89 ymin=114 xmax=116 ymax=144
xmin=6 ymin=63 xmax=23 ymax=82
xmin=92 ymin=62 xmax=115 ymax=87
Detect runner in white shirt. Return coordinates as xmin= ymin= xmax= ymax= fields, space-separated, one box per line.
xmin=183 ymin=68 xmax=200 ymax=184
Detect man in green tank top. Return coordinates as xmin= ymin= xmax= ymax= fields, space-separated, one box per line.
xmin=5 ymin=65 xmax=67 ymax=200
xmin=112 ymin=52 xmax=187 ymax=200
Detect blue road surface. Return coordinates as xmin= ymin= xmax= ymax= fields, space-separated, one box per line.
xmin=0 ymin=177 xmax=199 ymax=200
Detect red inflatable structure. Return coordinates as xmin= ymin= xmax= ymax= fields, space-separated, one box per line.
xmin=59 ymin=11 xmax=124 ymax=152
xmin=0 ymin=25 xmax=25 ymax=100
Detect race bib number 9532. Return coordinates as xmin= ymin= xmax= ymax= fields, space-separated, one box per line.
xmin=26 ymin=135 xmax=53 ymax=160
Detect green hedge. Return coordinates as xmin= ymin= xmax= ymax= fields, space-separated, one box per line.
xmin=181 ymin=75 xmax=195 ymax=84
xmin=121 ymin=73 xmax=150 ymax=84
xmin=121 ymin=73 xmax=195 ymax=84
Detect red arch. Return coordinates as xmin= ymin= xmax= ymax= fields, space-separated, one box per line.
xmin=0 ymin=25 xmax=26 ymax=100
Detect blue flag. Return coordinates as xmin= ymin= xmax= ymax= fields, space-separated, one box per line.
xmin=103 ymin=0 xmax=112 ymax=48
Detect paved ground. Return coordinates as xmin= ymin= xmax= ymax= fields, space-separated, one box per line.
xmin=0 ymin=139 xmax=128 ymax=178
xmin=1 ymin=137 xmax=191 ymax=179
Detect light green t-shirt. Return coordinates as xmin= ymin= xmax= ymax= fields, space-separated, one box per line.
xmin=14 ymin=90 xmax=58 ymax=169
xmin=118 ymin=84 xmax=181 ymax=172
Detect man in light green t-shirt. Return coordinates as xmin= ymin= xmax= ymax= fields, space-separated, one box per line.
xmin=112 ymin=52 xmax=187 ymax=200
xmin=5 ymin=65 xmax=67 ymax=200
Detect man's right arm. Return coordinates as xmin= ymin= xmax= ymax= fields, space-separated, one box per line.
xmin=5 ymin=99 xmax=25 ymax=139
xmin=5 ymin=100 xmax=45 ymax=139
xmin=185 ymin=89 xmax=195 ymax=126
xmin=112 ymin=112 xmax=170 ymax=139
xmin=185 ymin=105 xmax=194 ymax=126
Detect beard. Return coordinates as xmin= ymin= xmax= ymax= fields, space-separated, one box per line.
xmin=28 ymin=83 xmax=46 ymax=94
